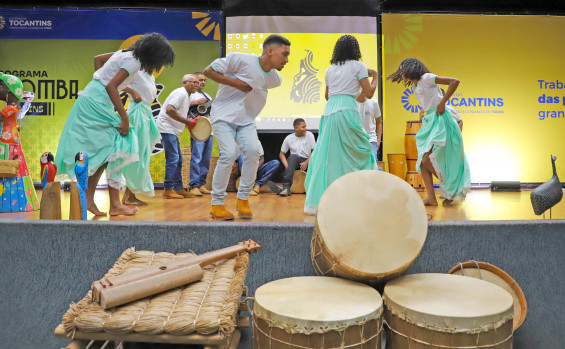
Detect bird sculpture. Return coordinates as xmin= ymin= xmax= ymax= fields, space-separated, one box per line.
xmin=531 ymin=155 xmax=563 ymax=218
xmin=74 ymin=151 xmax=89 ymax=220
xmin=40 ymin=152 xmax=57 ymax=189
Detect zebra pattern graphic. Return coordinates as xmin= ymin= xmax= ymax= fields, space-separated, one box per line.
xmin=290 ymin=49 xmax=321 ymax=104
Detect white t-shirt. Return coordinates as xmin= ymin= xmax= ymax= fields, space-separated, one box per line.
xmin=358 ymin=99 xmax=381 ymax=143
xmin=414 ymin=73 xmax=462 ymax=122
xmin=127 ymin=71 xmax=157 ymax=104
xmin=93 ymin=50 xmax=141 ymax=90
xmin=281 ymin=131 xmax=316 ymax=158
xmin=155 ymin=87 xmax=191 ymax=136
xmin=210 ymin=53 xmax=282 ymax=126
xmin=325 ymin=60 xmax=369 ymax=98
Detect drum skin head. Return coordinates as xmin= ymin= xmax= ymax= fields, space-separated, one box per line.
xmin=315 ymin=170 xmax=428 ymax=279
xmin=190 ymin=117 xmax=212 ymax=142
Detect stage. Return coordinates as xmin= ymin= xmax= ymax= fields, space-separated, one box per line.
xmin=1 ymin=187 xmax=563 ymax=222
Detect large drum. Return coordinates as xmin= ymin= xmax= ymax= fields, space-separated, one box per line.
xmin=404 ymin=120 xmax=425 ymax=191
xmin=188 ymin=116 xmax=212 ymax=142
xmin=311 ymin=170 xmax=428 ymax=284
xmin=253 ymin=276 xmax=383 ymax=349
xmin=386 ymin=153 xmax=406 ymax=179
xmin=448 ymin=261 xmax=528 ymax=330
xmin=384 ymin=273 xmax=514 ymax=349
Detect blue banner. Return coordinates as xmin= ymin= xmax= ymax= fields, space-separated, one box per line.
xmin=0 ymin=8 xmax=222 ymax=41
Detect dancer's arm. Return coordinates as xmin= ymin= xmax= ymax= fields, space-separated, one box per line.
xmin=94 ymin=53 xmax=114 ymax=71
xmin=435 ymin=76 xmax=460 ymax=115
xmin=325 ymin=86 xmax=329 ymax=101
xmin=203 ymin=65 xmax=252 ymax=92
xmin=376 ymin=118 xmax=383 ymax=150
xmin=123 ymin=87 xmax=141 ymax=103
xmin=106 ymin=69 xmax=131 ymax=136
xmin=360 ymin=69 xmax=378 ymax=99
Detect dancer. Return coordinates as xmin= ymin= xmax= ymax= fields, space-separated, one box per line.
xmin=203 ymin=34 xmax=290 ymax=220
xmin=356 ymin=93 xmax=382 ymax=164
xmin=121 ymin=70 xmax=162 ymax=205
xmin=388 ymin=57 xmax=470 ymax=206
xmin=304 ymin=35 xmax=378 ymax=215
xmin=54 ymin=33 xmax=175 ymax=216
xmin=155 ymin=74 xmax=200 ymax=199
xmin=188 ymin=72 xmax=213 ymax=196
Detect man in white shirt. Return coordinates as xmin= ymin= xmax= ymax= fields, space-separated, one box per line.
xmin=203 ymin=34 xmax=291 ymax=220
xmin=268 ymin=118 xmax=316 ymax=196
xmin=155 ymin=74 xmax=199 ymax=199
xmin=188 ymin=72 xmax=214 ymax=196
xmin=356 ymin=93 xmax=382 ymax=165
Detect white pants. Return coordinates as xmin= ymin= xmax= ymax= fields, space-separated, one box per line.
xmin=211 ymin=121 xmax=260 ymax=205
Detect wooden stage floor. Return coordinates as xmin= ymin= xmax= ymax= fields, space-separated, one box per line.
xmin=1 ymin=187 xmax=564 ymax=222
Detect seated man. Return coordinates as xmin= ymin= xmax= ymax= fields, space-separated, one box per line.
xmin=268 ymin=118 xmax=316 ymax=196
xmin=237 ymin=140 xmax=280 ymax=196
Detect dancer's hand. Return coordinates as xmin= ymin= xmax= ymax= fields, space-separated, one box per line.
xmin=118 ymin=118 xmax=129 ymax=137
xmin=233 ymin=79 xmax=252 ymax=93
xmin=131 ymin=91 xmax=142 ymax=103
xmin=436 ymin=102 xmax=446 ymax=115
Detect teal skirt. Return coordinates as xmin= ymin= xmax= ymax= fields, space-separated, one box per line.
xmin=304 ymin=95 xmax=376 ymax=214
xmin=122 ymin=101 xmax=160 ymax=196
xmin=54 ymin=79 xmax=139 ymax=188
xmin=416 ymin=107 xmax=471 ymax=201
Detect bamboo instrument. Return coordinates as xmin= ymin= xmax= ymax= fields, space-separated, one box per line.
xmin=91 ymin=240 xmax=260 ymax=309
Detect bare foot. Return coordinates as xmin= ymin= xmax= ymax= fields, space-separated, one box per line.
xmin=122 ymin=195 xmax=148 ymax=206
xmin=87 ymin=203 xmax=107 ymax=216
xmin=109 ymin=204 xmax=139 ymax=216
xmin=423 ymin=198 xmax=438 ymax=206
xmin=442 ymin=199 xmax=454 ymax=206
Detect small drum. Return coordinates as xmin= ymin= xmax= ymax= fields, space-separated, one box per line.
xmin=312 ymin=170 xmax=427 ymax=284
xmin=404 ymin=121 xmax=425 ymax=191
xmin=384 ymin=273 xmax=514 ymax=349
xmin=188 ymin=116 xmax=212 ymax=142
xmin=253 ymin=276 xmax=383 ymax=349
xmin=387 ymin=153 xmax=406 ymax=179
xmin=448 ymin=261 xmax=527 ymax=330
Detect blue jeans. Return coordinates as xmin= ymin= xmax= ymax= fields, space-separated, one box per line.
xmin=212 ymin=121 xmax=260 ymax=204
xmin=371 ymin=141 xmax=382 ymax=171
xmin=238 ymin=154 xmax=280 ymax=187
xmin=189 ymin=135 xmax=214 ymax=188
xmin=161 ymin=133 xmax=183 ymax=190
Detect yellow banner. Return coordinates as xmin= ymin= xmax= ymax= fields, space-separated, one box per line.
xmin=382 ymin=14 xmax=565 ymax=183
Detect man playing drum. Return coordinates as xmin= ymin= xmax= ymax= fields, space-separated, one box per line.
xmin=203 ymin=34 xmax=291 ymax=220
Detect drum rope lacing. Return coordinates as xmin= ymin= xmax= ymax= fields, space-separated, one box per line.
xmin=384 ymin=315 xmax=513 ymax=348
xmin=253 ymin=315 xmax=383 ymax=349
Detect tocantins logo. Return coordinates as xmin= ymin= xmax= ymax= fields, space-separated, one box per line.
xmin=383 ymin=14 xmax=423 ymax=55
xmin=192 ymin=12 xmax=221 ymax=40
xmin=401 ymin=87 xmax=422 ymax=113
xmin=0 ymin=16 xmax=5 ymax=30
xmin=290 ymin=49 xmax=321 ymax=104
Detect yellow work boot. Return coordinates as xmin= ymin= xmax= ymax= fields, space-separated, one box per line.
xmin=199 ymin=185 xmax=211 ymax=194
xmin=253 ymin=185 xmax=261 ymax=194
xmin=210 ymin=205 xmax=234 ymax=220
xmin=176 ymin=189 xmax=196 ymax=198
xmin=248 ymin=190 xmax=258 ymax=196
xmin=236 ymin=199 xmax=253 ymax=219
xmin=189 ymin=187 xmax=203 ymax=196
xmin=163 ymin=190 xmax=184 ymax=199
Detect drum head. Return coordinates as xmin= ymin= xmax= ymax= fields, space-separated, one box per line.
xmin=384 ymin=273 xmax=514 ymax=332
xmin=316 ymin=170 xmax=427 ymax=278
xmin=448 ymin=261 xmax=527 ymax=330
xmin=254 ymin=276 xmax=382 ymax=332
xmin=189 ymin=117 xmax=212 ymax=142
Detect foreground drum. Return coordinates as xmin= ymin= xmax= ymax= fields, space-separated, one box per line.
xmin=384 ymin=273 xmax=514 ymax=349
xmin=448 ymin=261 xmax=527 ymax=330
xmin=253 ymin=276 xmax=383 ymax=349
xmin=312 ymin=170 xmax=427 ymax=284
xmin=188 ymin=116 xmax=212 ymax=142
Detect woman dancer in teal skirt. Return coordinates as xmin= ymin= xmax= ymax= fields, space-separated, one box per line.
xmin=388 ymin=58 xmax=470 ymax=206
xmin=304 ymin=35 xmax=378 ymax=214
xmin=55 ymin=33 xmax=175 ymax=216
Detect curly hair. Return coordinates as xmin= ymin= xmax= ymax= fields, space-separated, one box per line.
xmin=330 ymin=35 xmax=362 ymax=65
xmin=387 ymin=57 xmax=430 ymax=87
xmin=124 ymin=33 xmax=176 ymax=74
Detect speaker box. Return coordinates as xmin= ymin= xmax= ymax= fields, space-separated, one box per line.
xmin=490 ymin=181 xmax=521 ymax=191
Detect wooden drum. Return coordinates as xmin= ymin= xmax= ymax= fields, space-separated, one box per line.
xmin=387 ymin=153 xmax=406 ymax=179
xmin=253 ymin=276 xmax=383 ymax=349
xmin=384 ymin=274 xmax=514 ymax=349
xmin=312 ymin=170 xmax=428 ymax=284
xmin=404 ymin=120 xmax=425 ymax=191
